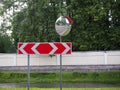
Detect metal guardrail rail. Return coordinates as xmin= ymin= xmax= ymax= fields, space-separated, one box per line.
xmin=0 ymin=65 xmax=120 ymax=72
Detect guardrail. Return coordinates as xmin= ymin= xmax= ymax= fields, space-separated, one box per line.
xmin=0 ymin=65 xmax=120 ymax=71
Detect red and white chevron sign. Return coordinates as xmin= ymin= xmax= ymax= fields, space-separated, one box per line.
xmin=18 ymin=42 xmax=72 ymax=55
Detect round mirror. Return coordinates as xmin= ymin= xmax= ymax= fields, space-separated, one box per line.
xmin=55 ymin=16 xmax=72 ymax=36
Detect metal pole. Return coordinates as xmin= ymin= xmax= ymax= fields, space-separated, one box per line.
xmin=60 ymin=36 xmax=62 ymax=90
xmin=60 ymin=54 xmax=62 ymax=90
xmin=28 ymin=54 xmax=30 ymax=90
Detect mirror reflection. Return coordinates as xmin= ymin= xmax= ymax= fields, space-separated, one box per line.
xmin=55 ymin=16 xmax=72 ymax=36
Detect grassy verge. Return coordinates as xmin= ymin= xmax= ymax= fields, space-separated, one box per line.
xmin=0 ymin=88 xmax=120 ymax=90
xmin=0 ymin=71 xmax=120 ymax=84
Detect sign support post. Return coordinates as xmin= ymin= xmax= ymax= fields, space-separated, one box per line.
xmin=55 ymin=16 xmax=73 ymax=90
xmin=60 ymin=54 xmax=62 ymax=90
xmin=27 ymin=54 xmax=30 ymax=90
xmin=60 ymin=36 xmax=62 ymax=90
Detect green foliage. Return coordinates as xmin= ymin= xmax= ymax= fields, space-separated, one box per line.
xmin=2 ymin=88 xmax=120 ymax=90
xmin=65 ymin=0 xmax=120 ymax=51
xmin=0 ymin=88 xmax=120 ymax=90
xmin=0 ymin=34 xmax=15 ymax=53
xmin=12 ymin=0 xmax=60 ymax=43
xmin=1 ymin=0 xmax=120 ymax=51
xmin=0 ymin=71 xmax=120 ymax=84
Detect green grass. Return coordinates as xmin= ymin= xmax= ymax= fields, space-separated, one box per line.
xmin=0 ymin=71 xmax=120 ymax=84
xmin=0 ymin=88 xmax=120 ymax=90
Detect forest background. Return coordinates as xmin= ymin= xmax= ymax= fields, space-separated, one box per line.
xmin=0 ymin=0 xmax=119 ymax=53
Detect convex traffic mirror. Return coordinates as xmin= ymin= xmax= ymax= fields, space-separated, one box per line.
xmin=55 ymin=16 xmax=73 ymax=36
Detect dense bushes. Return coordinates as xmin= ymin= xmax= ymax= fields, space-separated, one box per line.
xmin=0 ymin=35 xmax=15 ymax=53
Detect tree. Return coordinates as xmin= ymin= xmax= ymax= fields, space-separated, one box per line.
xmin=0 ymin=33 xmax=15 ymax=53
xmin=12 ymin=0 xmax=60 ymax=43
xmin=1 ymin=0 xmax=120 ymax=52
xmin=65 ymin=0 xmax=120 ymax=50
xmin=0 ymin=0 xmax=15 ymax=53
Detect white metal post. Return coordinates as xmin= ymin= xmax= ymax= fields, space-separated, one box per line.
xmin=104 ymin=51 xmax=107 ymax=64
